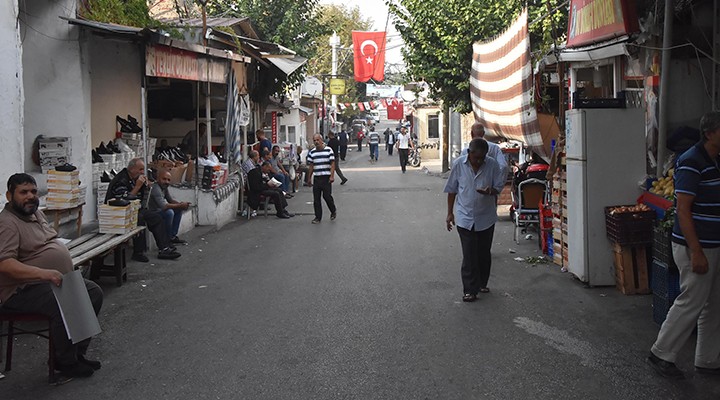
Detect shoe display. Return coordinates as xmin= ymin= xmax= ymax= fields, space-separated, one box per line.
xmin=646 ymin=353 xmax=684 ymax=379
xmin=171 ymin=236 xmax=187 ymax=245
xmin=157 ymin=248 xmax=181 ymax=260
xmin=55 ymin=362 xmax=94 ymax=378
xmin=91 ymin=149 xmax=104 ymax=163
xmin=131 ymin=253 xmax=149 ymax=263
xmin=78 ymin=355 xmax=101 ymax=371
xmin=97 ymin=142 xmax=111 ymax=154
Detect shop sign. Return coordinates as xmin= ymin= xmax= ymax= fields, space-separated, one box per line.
xmin=146 ymin=44 xmax=228 ymax=84
xmin=271 ymin=112 xmax=278 ymax=143
xmin=328 ymin=78 xmax=346 ymax=95
xmin=566 ymin=0 xmax=638 ymax=48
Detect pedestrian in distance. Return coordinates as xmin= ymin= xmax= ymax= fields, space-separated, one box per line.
xmin=306 ymin=134 xmax=338 ymax=224
xmin=384 ymin=128 xmax=396 ymax=156
xmin=444 ymin=138 xmax=506 ymax=302
xmin=396 ymin=127 xmax=414 ymax=173
xmin=647 ymin=111 xmax=720 ymax=379
xmin=368 ymin=127 xmax=381 ymax=163
xmin=462 ymin=123 xmax=509 ymax=180
xmin=338 ymin=129 xmax=349 ymax=161
xmin=356 ymin=128 xmax=365 ymax=152
xmin=327 ymin=131 xmax=348 ymax=185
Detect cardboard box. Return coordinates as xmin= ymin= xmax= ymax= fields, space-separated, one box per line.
xmin=169 ymin=165 xmax=187 ymax=184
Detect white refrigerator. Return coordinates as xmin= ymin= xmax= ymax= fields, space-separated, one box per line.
xmin=565 ymin=108 xmax=645 ymax=286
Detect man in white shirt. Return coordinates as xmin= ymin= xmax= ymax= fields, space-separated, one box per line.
xmin=462 ymin=123 xmax=508 ymax=179
xmin=395 ymin=127 xmax=414 ymax=173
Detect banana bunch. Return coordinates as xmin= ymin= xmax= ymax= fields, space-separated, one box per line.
xmin=650 ymin=168 xmax=674 ymax=199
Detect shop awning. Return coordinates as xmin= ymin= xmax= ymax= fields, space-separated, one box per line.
xmin=540 ymin=36 xmax=630 ymax=65
xmin=298 ymin=106 xmax=314 ymax=115
xmin=265 ymin=55 xmax=307 ymax=76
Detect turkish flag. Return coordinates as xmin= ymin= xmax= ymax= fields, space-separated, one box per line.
xmin=352 ymin=31 xmax=386 ymax=82
xmin=358 ymin=102 xmax=365 ymax=111
xmin=381 ymin=99 xmax=388 ymax=108
xmin=387 ymin=99 xmax=404 ymax=120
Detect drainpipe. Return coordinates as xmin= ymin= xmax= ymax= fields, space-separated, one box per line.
xmin=657 ymin=0 xmax=674 ymax=177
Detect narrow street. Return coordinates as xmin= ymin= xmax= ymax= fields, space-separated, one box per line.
xmin=3 ymin=127 xmax=718 ymax=399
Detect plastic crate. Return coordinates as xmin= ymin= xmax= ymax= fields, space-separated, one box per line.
xmin=651 ymin=260 xmax=681 ymax=300
xmin=605 ymin=206 xmax=655 ymax=246
xmin=652 ymin=293 xmax=674 ymax=325
xmin=652 ymin=227 xmax=677 ymax=269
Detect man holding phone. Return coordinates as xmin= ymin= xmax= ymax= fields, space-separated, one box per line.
xmin=444 ymin=138 xmax=506 ymax=302
xmin=149 ymin=169 xmax=191 ymax=245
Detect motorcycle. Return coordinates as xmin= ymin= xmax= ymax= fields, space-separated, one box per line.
xmin=409 ymin=140 xmax=422 ymax=167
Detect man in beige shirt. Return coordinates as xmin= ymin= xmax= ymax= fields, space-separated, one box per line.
xmin=0 ymin=173 xmax=103 ymax=378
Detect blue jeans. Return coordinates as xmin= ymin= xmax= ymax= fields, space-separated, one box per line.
xmin=370 ymin=143 xmax=379 ymax=160
xmin=274 ymin=173 xmax=289 ymax=192
xmin=161 ymin=208 xmax=183 ymax=238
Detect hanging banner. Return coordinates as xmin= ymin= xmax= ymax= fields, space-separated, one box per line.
xmin=329 ymin=78 xmax=347 ymax=95
xmin=566 ymin=0 xmax=639 ymax=48
xmin=352 ymin=31 xmax=387 ymax=82
xmin=146 ymin=44 xmax=228 ymax=83
xmin=271 ymin=112 xmax=278 ymax=143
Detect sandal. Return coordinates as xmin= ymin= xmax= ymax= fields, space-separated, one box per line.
xmin=479 ymin=288 xmax=490 ymax=293
xmin=462 ymin=293 xmax=477 ymax=302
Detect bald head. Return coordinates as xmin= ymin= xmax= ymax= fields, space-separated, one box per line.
xmin=471 ymin=123 xmax=486 ymax=139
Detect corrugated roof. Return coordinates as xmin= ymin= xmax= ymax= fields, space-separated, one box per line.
xmin=158 ymin=17 xmax=250 ymax=28
xmin=60 ymin=16 xmax=145 ymax=35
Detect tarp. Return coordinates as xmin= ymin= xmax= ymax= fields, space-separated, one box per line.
xmin=470 ymin=10 xmax=544 ymax=155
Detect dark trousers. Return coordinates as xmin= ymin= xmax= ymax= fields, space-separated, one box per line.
xmin=335 ymin=162 xmax=347 ymax=182
xmin=388 ymin=144 xmax=394 ymax=156
xmin=262 ymin=189 xmax=287 ymax=214
xmin=357 ymin=139 xmax=363 ymax=151
xmin=1 ymin=280 xmax=103 ymax=365
xmin=340 ymin=145 xmax=348 ymax=160
xmin=312 ymin=175 xmax=336 ymax=220
xmin=399 ymin=148 xmax=409 ymax=172
xmin=457 ymin=225 xmax=495 ymax=295
xmin=135 ymin=209 xmax=171 ymax=254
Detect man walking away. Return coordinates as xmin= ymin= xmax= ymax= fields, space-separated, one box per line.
xmin=385 ymin=128 xmax=396 ymax=156
xmin=396 ymin=127 xmax=414 ymax=173
xmin=307 ymin=134 xmax=337 ymax=224
xmin=339 ymin=129 xmax=349 ymax=161
xmin=368 ymin=127 xmax=381 ymax=163
xmin=327 ymin=131 xmax=348 ymax=185
xmin=647 ymin=111 xmax=720 ymax=379
xmin=444 ymin=138 xmax=505 ymax=302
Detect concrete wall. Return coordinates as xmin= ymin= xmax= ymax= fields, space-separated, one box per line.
xmin=667 ymin=58 xmax=713 ymax=131
xmin=0 ymin=1 xmax=25 ymax=202
xmin=89 ymin=38 xmax=142 ymax=147
xmin=413 ymin=107 xmax=441 ymax=159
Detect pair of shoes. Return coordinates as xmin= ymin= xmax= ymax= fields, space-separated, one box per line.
xmin=462 ymin=293 xmax=477 ymax=302
xmin=157 ymin=248 xmax=181 ymax=260
xmin=78 ymin=355 xmax=101 ymax=370
xmin=131 ymin=253 xmax=149 ymax=263
xmin=340 ymin=178 xmax=348 ymax=185
xmin=311 ymin=219 xmax=321 ymax=224
xmin=55 ymin=362 xmax=94 ymax=378
xmin=479 ymin=288 xmax=490 ymax=293
xmin=646 ymin=353 xmax=684 ymax=379
xmin=695 ymin=366 xmax=720 ymax=375
xmin=330 ymin=212 xmax=337 ymax=221
xmin=277 ymin=212 xmax=291 ymax=219
xmin=285 ymin=194 xmax=294 ymax=199
xmin=171 ymin=236 xmax=187 ymax=245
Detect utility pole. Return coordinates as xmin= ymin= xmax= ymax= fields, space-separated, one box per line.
xmin=329 ymin=32 xmax=341 ymax=133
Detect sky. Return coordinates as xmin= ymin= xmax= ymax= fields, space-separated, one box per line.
xmin=320 ymin=0 xmax=404 ymax=66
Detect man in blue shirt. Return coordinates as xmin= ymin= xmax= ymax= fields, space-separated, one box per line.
xmin=444 ymin=138 xmax=506 ymax=302
xmin=648 ymin=111 xmax=720 ymax=378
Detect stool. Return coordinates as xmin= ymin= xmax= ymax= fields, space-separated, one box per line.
xmin=0 ymin=313 xmax=55 ymax=383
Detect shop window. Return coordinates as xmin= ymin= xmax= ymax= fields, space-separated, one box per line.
xmin=428 ymin=114 xmax=439 ymax=139
xmin=288 ymin=126 xmax=296 ymax=143
xmin=279 ymin=125 xmax=287 ymax=143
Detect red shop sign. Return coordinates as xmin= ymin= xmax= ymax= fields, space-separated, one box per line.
xmin=566 ymin=0 xmax=638 ymax=48
xmin=271 ymin=112 xmax=278 ymax=143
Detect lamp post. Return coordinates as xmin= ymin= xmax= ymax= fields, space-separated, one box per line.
xmin=329 ymin=32 xmax=341 ymax=131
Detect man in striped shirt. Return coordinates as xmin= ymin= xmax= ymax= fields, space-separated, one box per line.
xmin=306 ymin=134 xmax=337 ymax=224
xmin=648 ymin=111 xmax=720 ymax=378
xmin=368 ymin=127 xmax=381 ymax=163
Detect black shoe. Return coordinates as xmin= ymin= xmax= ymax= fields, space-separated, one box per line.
xmin=98 ymin=142 xmax=111 ymax=154
xmin=158 ymin=248 xmax=181 ymax=259
xmin=171 ymin=236 xmax=187 ymax=245
xmin=55 ymin=362 xmax=94 ymax=378
xmin=78 ymin=355 xmax=101 ymax=371
xmin=283 ymin=211 xmax=295 ymax=218
xmin=696 ymin=366 xmax=720 ymax=375
xmin=340 ymin=178 xmax=348 ymax=185
xmin=311 ymin=219 xmax=321 ymax=224
xmin=91 ymin=149 xmax=103 ymax=163
xmin=131 ymin=253 xmax=149 ymax=263
xmin=462 ymin=293 xmax=477 ymax=302
xmin=647 ymin=353 xmax=684 ymax=379
xmin=330 ymin=212 xmax=337 ymax=220
xmin=276 ymin=212 xmax=291 ymax=219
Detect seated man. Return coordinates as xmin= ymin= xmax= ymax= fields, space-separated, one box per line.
xmin=242 ymin=150 xmax=260 ymax=176
xmin=148 ymin=169 xmax=190 ymax=245
xmin=261 ymin=150 xmax=291 ymax=198
xmin=270 ymin=145 xmax=291 ymax=193
xmin=247 ymin=161 xmax=294 ymax=219
xmin=106 ymin=158 xmax=181 ymax=261
xmin=0 ymin=173 xmax=103 ymax=378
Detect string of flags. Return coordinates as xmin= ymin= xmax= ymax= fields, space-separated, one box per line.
xmin=336 ymin=98 xmax=405 ymax=120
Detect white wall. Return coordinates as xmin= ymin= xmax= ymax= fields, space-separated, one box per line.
xmin=0 ymin=1 xmax=25 ymax=200
xmin=667 ymin=58 xmax=713 ymax=131
xmin=89 ymin=38 xmax=142 ymax=147
xmin=20 ymin=0 xmax=93 ymax=218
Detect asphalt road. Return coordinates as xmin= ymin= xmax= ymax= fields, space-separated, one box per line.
xmin=3 ymin=124 xmax=718 ymax=399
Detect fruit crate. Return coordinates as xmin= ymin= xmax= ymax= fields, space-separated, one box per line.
xmin=605 ymin=206 xmax=655 ymax=246
xmin=652 ymin=226 xmax=677 ymax=269
xmin=651 ymin=260 xmax=680 ymax=300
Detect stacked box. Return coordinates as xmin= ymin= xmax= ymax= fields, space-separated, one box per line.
xmin=39 ymin=137 xmax=71 ymax=173
xmin=200 ymin=166 xmax=228 ymax=190
xmin=98 ymin=201 xmax=139 ymax=234
xmin=46 ymin=170 xmax=84 ymax=209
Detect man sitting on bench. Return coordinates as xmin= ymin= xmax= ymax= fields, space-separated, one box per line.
xmin=0 ymin=173 xmax=103 ymax=378
xmin=148 ymin=169 xmax=190 ymax=245
xmin=106 ymin=158 xmax=180 ymax=261
xmin=247 ymin=161 xmax=294 ymax=219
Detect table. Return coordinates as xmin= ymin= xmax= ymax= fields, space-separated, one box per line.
xmin=41 ymin=203 xmax=85 ymax=237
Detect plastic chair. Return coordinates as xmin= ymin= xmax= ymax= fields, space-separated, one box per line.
xmin=513 ymin=178 xmax=547 ymax=244
xmin=0 ymin=313 xmax=55 ymax=383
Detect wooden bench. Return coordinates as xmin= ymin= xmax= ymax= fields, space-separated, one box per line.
xmin=68 ymin=226 xmax=146 ymax=287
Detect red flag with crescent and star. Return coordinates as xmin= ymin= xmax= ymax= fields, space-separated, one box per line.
xmin=387 ymin=98 xmax=404 ymax=120
xmin=352 ymin=31 xmax=386 ymax=82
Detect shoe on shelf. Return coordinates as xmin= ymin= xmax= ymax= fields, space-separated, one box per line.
xmin=340 ymin=178 xmax=348 ymax=185
xmin=170 ymin=236 xmax=187 ymax=245
xmin=276 ymin=212 xmax=291 ymax=219
xmin=157 ymin=248 xmax=181 ymax=260
xmin=78 ymin=355 xmax=101 ymax=371
xmin=647 ymin=353 xmax=684 ymax=379
xmin=131 ymin=253 xmax=149 ymax=263
xmin=330 ymin=212 xmax=337 ymax=221
xmin=55 ymin=362 xmax=94 ymax=378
